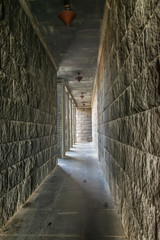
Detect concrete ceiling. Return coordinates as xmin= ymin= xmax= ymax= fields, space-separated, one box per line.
xmin=28 ymin=0 xmax=106 ymax=108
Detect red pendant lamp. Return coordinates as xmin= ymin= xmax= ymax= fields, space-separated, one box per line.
xmin=80 ymin=92 xmax=85 ymax=99
xmin=75 ymin=72 xmax=83 ymax=82
xmin=58 ymin=4 xmax=76 ymax=27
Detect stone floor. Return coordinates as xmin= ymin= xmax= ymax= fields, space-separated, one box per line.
xmin=0 ymin=143 xmax=126 ymax=240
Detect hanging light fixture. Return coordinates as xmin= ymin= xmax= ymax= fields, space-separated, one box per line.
xmin=80 ymin=92 xmax=85 ymax=99
xmin=75 ymin=72 xmax=83 ymax=82
xmin=58 ymin=3 xmax=76 ymax=27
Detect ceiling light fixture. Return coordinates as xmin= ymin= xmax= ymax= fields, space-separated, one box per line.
xmin=58 ymin=3 xmax=76 ymax=27
xmin=82 ymin=102 xmax=86 ymax=106
xmin=75 ymin=72 xmax=83 ymax=82
xmin=80 ymin=92 xmax=85 ymax=99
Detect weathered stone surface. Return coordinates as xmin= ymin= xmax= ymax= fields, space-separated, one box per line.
xmin=57 ymin=83 xmax=62 ymax=157
xmin=0 ymin=0 xmax=57 ymax=227
xmin=92 ymin=0 xmax=160 ymax=239
xmin=0 ymin=143 xmax=20 ymax=170
xmin=150 ymin=107 xmax=160 ymax=156
xmin=92 ymin=96 xmax=98 ymax=150
xmin=76 ymin=108 xmax=92 ymax=142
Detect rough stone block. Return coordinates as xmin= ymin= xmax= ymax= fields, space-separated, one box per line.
xmin=150 ymin=107 xmax=160 ymax=156
xmin=0 ymin=143 xmax=19 ymax=171
xmin=19 ymin=141 xmax=32 ymax=161
xmin=0 ymin=74 xmax=13 ymax=98
xmin=144 ymin=14 xmax=160 ymax=63
xmin=0 ymin=120 xmax=10 ymax=143
xmin=8 ymin=161 xmax=25 ymax=192
xmin=0 ymin=97 xmax=17 ymax=120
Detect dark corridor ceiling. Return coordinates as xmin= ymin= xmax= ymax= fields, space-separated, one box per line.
xmin=28 ymin=0 xmax=106 ymax=107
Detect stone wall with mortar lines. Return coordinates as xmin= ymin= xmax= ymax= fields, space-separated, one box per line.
xmin=57 ymin=83 xmax=62 ymax=157
xmin=0 ymin=0 xmax=57 ymax=227
xmin=76 ymin=108 xmax=92 ymax=142
xmin=92 ymin=93 xmax=98 ymax=152
xmin=93 ymin=0 xmax=160 ymax=239
xmin=65 ymin=92 xmax=69 ymax=151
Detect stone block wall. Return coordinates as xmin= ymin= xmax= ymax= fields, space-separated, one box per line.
xmin=57 ymin=83 xmax=62 ymax=157
xmin=65 ymin=92 xmax=69 ymax=151
xmin=92 ymin=93 xmax=98 ymax=152
xmin=76 ymin=108 xmax=92 ymax=142
xmin=57 ymin=81 xmax=76 ymax=157
xmin=71 ymin=102 xmax=75 ymax=146
xmin=0 ymin=0 xmax=58 ymax=227
xmin=92 ymin=0 xmax=160 ymax=239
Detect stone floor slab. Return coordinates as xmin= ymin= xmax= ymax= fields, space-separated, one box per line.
xmin=40 ymin=212 xmax=82 ymax=235
xmin=0 ymin=209 xmax=49 ymax=235
xmin=0 ymin=143 xmax=126 ymax=240
xmin=0 ymin=236 xmax=82 ymax=240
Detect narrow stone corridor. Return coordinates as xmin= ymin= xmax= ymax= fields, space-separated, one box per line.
xmin=0 ymin=143 xmax=126 ymax=240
